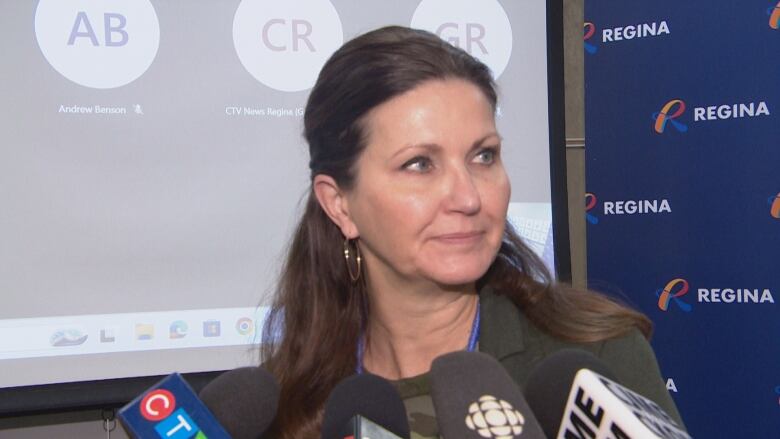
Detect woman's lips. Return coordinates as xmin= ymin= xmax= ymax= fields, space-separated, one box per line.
xmin=432 ymin=231 xmax=484 ymax=244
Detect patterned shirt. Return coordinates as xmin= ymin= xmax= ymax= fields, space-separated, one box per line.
xmin=393 ymin=373 xmax=439 ymax=439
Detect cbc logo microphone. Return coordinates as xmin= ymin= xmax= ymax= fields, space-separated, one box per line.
xmin=465 ymin=395 xmax=525 ymax=438
xmin=233 ymin=0 xmax=343 ymax=92
xmin=35 ymin=0 xmax=160 ymax=89
xmin=411 ymin=0 xmax=513 ymax=79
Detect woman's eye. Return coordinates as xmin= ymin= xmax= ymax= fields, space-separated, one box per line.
xmin=474 ymin=147 xmax=498 ymax=165
xmin=402 ymin=156 xmax=433 ymax=172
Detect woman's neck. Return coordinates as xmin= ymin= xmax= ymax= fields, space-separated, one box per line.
xmin=362 ymin=280 xmax=479 ymax=380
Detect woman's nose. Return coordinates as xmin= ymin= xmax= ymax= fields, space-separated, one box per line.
xmin=443 ymin=167 xmax=481 ymax=215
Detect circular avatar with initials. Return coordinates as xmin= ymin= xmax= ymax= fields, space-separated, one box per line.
xmin=35 ymin=0 xmax=160 ymax=89
xmin=233 ymin=0 xmax=344 ymax=92
xmin=411 ymin=0 xmax=513 ymax=79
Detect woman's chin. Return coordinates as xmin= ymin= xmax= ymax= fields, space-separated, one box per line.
xmin=422 ymin=261 xmax=492 ymax=289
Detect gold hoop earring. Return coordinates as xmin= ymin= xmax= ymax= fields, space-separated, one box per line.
xmin=343 ymin=238 xmax=362 ymax=283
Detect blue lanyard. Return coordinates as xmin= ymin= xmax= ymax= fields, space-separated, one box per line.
xmin=356 ymin=299 xmax=480 ymax=374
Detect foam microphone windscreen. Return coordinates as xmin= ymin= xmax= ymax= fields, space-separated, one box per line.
xmin=523 ymin=349 xmax=616 ymax=438
xmin=199 ymin=366 xmax=280 ymax=439
xmin=430 ymin=351 xmax=545 ymax=439
xmin=320 ymin=373 xmax=410 ymax=439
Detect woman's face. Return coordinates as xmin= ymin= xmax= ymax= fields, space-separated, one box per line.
xmin=344 ymin=79 xmax=510 ymax=289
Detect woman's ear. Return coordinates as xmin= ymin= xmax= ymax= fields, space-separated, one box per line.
xmin=312 ymin=174 xmax=359 ymax=239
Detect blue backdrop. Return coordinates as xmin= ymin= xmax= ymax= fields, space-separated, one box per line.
xmin=585 ymin=1 xmax=780 ymax=437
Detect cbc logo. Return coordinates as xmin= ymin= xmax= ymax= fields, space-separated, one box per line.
xmin=411 ymin=0 xmax=513 ymax=79
xmin=233 ymin=0 xmax=343 ymax=92
xmin=35 ymin=0 xmax=160 ymax=89
xmin=465 ymin=395 xmax=525 ymax=438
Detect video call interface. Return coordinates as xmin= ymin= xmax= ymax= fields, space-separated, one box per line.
xmin=0 ymin=0 xmax=556 ymax=388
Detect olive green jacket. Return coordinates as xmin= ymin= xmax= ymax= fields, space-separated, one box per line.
xmin=478 ymin=289 xmax=686 ymax=428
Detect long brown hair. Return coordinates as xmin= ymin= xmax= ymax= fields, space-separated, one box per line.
xmin=261 ymin=26 xmax=650 ymax=439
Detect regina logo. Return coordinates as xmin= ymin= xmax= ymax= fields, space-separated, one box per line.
xmin=465 ymin=395 xmax=525 ymax=438
xmin=585 ymin=193 xmax=599 ymax=224
xmin=653 ymin=98 xmax=770 ymax=133
xmin=411 ymin=0 xmax=513 ymax=79
xmin=656 ymin=278 xmax=692 ymax=312
xmin=653 ymin=99 xmax=688 ymax=134
xmin=769 ymin=192 xmax=780 ymax=218
xmin=584 ymin=22 xmax=597 ymax=54
xmin=769 ymin=1 xmax=780 ymax=29
xmin=775 ymin=386 xmax=780 ymax=406
xmin=657 ymin=278 xmax=775 ymax=312
xmin=587 ymin=193 xmax=672 ymax=218
xmin=601 ymin=20 xmax=670 ymax=43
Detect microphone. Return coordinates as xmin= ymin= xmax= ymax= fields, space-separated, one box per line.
xmin=429 ymin=351 xmax=545 ymax=439
xmin=118 ymin=372 xmax=231 ymax=438
xmin=199 ymin=366 xmax=280 ymax=439
xmin=524 ymin=348 xmax=616 ymax=438
xmin=524 ymin=349 xmax=690 ymax=439
xmin=320 ymin=373 xmax=410 ymax=439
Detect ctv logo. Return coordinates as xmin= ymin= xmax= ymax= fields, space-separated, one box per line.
xmin=411 ymin=0 xmax=513 ymax=79
xmin=140 ymin=389 xmax=204 ymax=438
xmin=769 ymin=192 xmax=780 ymax=218
xmin=769 ymin=1 xmax=780 ymax=29
xmin=656 ymin=278 xmax=776 ymax=312
xmin=652 ymin=98 xmax=771 ymax=134
xmin=584 ymin=22 xmax=597 ymax=54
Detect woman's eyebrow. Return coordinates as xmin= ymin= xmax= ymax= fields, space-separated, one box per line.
xmin=471 ymin=132 xmax=502 ymax=148
xmin=390 ymin=142 xmax=441 ymax=159
xmin=391 ymin=133 xmax=502 ymax=159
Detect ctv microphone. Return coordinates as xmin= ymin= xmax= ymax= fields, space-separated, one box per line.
xmin=320 ymin=373 xmax=410 ymax=439
xmin=118 ymin=373 xmax=231 ymax=438
xmin=430 ymin=351 xmax=545 ymax=439
xmin=199 ymin=366 xmax=280 ymax=439
xmin=525 ymin=349 xmax=690 ymax=439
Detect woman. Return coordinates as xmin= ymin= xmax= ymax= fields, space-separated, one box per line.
xmin=261 ymin=26 xmax=683 ymax=438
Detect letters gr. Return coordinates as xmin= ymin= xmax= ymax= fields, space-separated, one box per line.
xmin=436 ymin=22 xmax=488 ymax=54
xmin=68 ymin=11 xmax=128 ymax=47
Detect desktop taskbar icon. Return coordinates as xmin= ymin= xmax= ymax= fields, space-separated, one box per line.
xmin=50 ymin=329 xmax=88 ymax=347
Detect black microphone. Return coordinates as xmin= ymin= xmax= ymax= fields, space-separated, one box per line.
xmin=199 ymin=366 xmax=280 ymax=439
xmin=430 ymin=351 xmax=545 ymax=439
xmin=524 ymin=349 xmax=616 ymax=438
xmin=320 ymin=373 xmax=410 ymax=439
xmin=524 ymin=349 xmax=689 ymax=439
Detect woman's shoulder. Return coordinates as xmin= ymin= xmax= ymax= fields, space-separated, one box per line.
xmin=479 ymin=289 xmax=685 ymax=428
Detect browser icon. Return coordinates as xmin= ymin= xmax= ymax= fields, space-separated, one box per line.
xmin=169 ymin=321 xmax=188 ymax=339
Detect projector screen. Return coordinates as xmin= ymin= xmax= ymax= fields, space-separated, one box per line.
xmin=0 ymin=0 xmax=567 ymax=409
